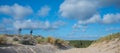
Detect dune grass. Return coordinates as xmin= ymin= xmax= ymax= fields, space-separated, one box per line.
xmin=92 ymin=33 xmax=120 ymax=44
xmin=0 ymin=35 xmax=8 ymax=45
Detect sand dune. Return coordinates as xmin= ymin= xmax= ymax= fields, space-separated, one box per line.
xmin=0 ymin=33 xmax=120 ymax=53
xmin=0 ymin=44 xmax=58 ymax=53
xmin=57 ymin=38 xmax=120 ymax=53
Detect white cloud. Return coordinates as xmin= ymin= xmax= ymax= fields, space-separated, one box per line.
xmin=106 ymin=27 xmax=120 ymax=31
xmin=72 ymin=13 xmax=120 ymax=33
xmin=0 ymin=3 xmax=33 ymax=19
xmin=99 ymin=0 xmax=120 ymax=8
xmin=59 ymin=0 xmax=98 ymax=20
xmin=0 ymin=5 xmax=11 ymax=14
xmin=2 ymin=18 xmax=13 ymax=24
xmin=72 ymin=23 xmax=88 ymax=32
xmin=76 ymin=13 xmax=120 ymax=25
xmin=37 ymin=5 xmax=51 ymax=17
xmin=59 ymin=0 xmax=120 ymax=21
xmin=63 ymin=0 xmax=120 ymax=33
xmin=13 ymin=19 xmax=65 ymax=30
xmin=0 ymin=23 xmax=16 ymax=34
xmin=102 ymin=14 xmax=120 ymax=24
xmin=52 ymin=20 xmax=66 ymax=28
xmin=13 ymin=19 xmax=34 ymax=29
xmin=73 ymin=24 xmax=82 ymax=29
xmin=0 ymin=18 xmax=15 ymax=33
xmin=72 ymin=14 xmax=101 ymax=30
xmin=78 ymin=14 xmax=101 ymax=24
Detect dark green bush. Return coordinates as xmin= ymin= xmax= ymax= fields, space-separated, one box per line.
xmin=69 ymin=40 xmax=93 ymax=48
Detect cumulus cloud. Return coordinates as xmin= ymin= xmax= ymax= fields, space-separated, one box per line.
xmin=2 ymin=19 xmax=64 ymax=33
xmin=0 ymin=4 xmax=33 ymax=19
xmin=0 ymin=23 xmax=16 ymax=34
xmin=78 ymin=14 xmax=101 ymax=24
xmin=76 ymin=13 xmax=120 ymax=25
xmin=59 ymin=0 xmax=120 ymax=22
xmin=102 ymin=14 xmax=120 ymax=24
xmin=13 ymin=19 xmax=36 ymax=29
xmin=0 ymin=4 xmax=64 ymax=32
xmin=73 ymin=13 xmax=120 ymax=29
xmin=13 ymin=19 xmax=65 ymax=30
xmin=72 ymin=14 xmax=101 ymax=30
xmin=37 ymin=5 xmax=51 ymax=17
xmin=59 ymin=0 xmax=98 ymax=20
xmin=99 ymin=0 xmax=120 ymax=8
xmin=60 ymin=0 xmax=120 ymax=33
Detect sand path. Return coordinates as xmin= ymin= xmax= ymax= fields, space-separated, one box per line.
xmin=57 ymin=47 xmax=102 ymax=53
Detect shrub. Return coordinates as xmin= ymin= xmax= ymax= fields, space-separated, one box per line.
xmin=55 ymin=39 xmax=63 ymax=44
xmin=55 ymin=39 xmax=69 ymax=45
xmin=55 ymin=39 xmax=70 ymax=49
xmin=36 ymin=37 xmax=45 ymax=44
xmin=47 ymin=36 xmax=55 ymax=44
xmin=13 ymin=36 xmax=20 ymax=41
xmin=20 ymin=36 xmax=36 ymax=45
xmin=0 ymin=35 xmax=8 ymax=45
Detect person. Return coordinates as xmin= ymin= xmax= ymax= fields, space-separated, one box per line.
xmin=18 ymin=28 xmax=22 ymax=36
xmin=30 ymin=30 xmax=33 ymax=36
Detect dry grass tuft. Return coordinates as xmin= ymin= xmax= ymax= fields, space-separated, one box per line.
xmin=0 ymin=35 xmax=8 ymax=45
xmin=92 ymin=33 xmax=120 ymax=44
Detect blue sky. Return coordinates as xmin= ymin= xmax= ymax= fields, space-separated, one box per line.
xmin=0 ymin=0 xmax=120 ymax=40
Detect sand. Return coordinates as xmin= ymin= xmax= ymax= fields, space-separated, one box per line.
xmin=56 ymin=47 xmax=101 ymax=53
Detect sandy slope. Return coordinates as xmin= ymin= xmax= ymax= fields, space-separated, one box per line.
xmin=0 ymin=44 xmax=58 ymax=53
xmin=57 ymin=38 xmax=120 ymax=53
xmin=56 ymin=47 xmax=101 ymax=53
xmin=57 ymin=47 xmax=120 ymax=53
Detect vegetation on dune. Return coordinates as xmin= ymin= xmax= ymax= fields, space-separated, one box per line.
xmin=92 ymin=33 xmax=120 ymax=44
xmin=69 ymin=40 xmax=93 ymax=48
xmin=0 ymin=34 xmax=69 ymax=49
xmin=0 ymin=34 xmax=94 ymax=48
xmin=53 ymin=39 xmax=70 ymax=49
xmin=13 ymin=36 xmax=20 ymax=41
xmin=35 ymin=37 xmax=44 ymax=44
xmin=47 ymin=36 xmax=56 ymax=44
xmin=0 ymin=35 xmax=8 ymax=45
xmin=0 ymin=32 xmax=120 ymax=49
xmin=4 ymin=32 xmax=120 ymax=48
xmin=55 ymin=39 xmax=66 ymax=45
xmin=20 ymin=35 xmax=37 ymax=45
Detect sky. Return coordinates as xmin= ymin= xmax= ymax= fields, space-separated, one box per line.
xmin=0 ymin=0 xmax=120 ymax=40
